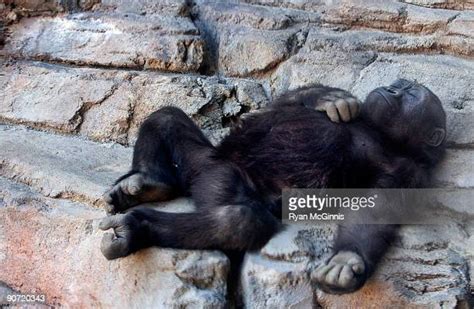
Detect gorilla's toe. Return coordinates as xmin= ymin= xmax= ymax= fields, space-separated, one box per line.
xmin=103 ymin=172 xmax=175 ymax=215
xmin=99 ymin=214 xmax=136 ymax=260
xmin=100 ymin=232 xmax=130 ymax=260
xmin=312 ymin=251 xmax=367 ymax=294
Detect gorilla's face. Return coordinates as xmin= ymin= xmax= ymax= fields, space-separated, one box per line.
xmin=363 ymin=79 xmax=446 ymax=150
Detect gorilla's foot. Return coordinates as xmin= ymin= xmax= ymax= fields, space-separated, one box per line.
xmin=103 ymin=172 xmax=175 ymax=214
xmin=99 ymin=213 xmax=143 ymax=260
xmin=312 ymin=251 xmax=367 ymax=294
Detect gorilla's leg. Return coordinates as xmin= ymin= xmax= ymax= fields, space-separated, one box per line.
xmin=99 ymin=205 xmax=280 ymax=259
xmin=104 ymin=106 xmax=216 ymax=214
xmin=99 ymin=163 xmax=281 ymax=259
xmin=312 ymin=224 xmax=397 ymax=294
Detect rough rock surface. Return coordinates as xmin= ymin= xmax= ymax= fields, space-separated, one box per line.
xmin=1 ymin=0 xmax=473 ymax=307
xmin=0 ymin=60 xmax=269 ymax=145
xmin=0 ymin=176 xmax=228 ymax=307
xmin=0 ymin=125 xmax=131 ymax=206
xmin=3 ymin=13 xmax=205 ymax=72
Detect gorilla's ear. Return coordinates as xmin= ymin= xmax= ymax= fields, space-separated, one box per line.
xmin=425 ymin=128 xmax=446 ymax=147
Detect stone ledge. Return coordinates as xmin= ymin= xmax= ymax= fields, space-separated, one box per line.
xmin=99 ymin=0 xmax=189 ymax=16
xmin=401 ymin=0 xmax=474 ymax=10
xmin=0 ymin=125 xmax=132 ymax=207
xmin=435 ymin=149 xmax=474 ymax=188
xmin=5 ymin=0 xmax=99 ymax=14
xmin=241 ymin=223 xmax=472 ymax=307
xmin=194 ymin=2 xmax=472 ymax=80
xmin=198 ymin=0 xmax=468 ymax=36
xmin=0 ymin=60 xmax=269 ymax=145
xmin=3 ymin=12 xmax=204 ymax=72
xmin=0 ymin=176 xmax=228 ymax=307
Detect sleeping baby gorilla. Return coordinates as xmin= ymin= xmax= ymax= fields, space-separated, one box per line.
xmin=100 ymin=79 xmax=446 ymax=294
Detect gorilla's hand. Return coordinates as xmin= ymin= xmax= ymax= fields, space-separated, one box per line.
xmin=315 ymin=90 xmax=360 ymax=123
xmin=99 ymin=213 xmax=144 ymax=260
xmin=311 ymin=251 xmax=367 ymax=294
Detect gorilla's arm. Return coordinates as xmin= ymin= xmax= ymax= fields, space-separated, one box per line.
xmin=313 ymin=130 xmax=430 ymax=294
xmin=272 ymin=84 xmax=360 ymax=123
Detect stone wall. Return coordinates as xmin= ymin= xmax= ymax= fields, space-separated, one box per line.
xmin=0 ymin=0 xmax=473 ymax=307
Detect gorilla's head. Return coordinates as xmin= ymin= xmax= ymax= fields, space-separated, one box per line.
xmin=363 ymin=79 xmax=447 ymax=165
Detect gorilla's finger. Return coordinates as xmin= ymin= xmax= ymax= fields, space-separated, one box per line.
xmin=324 ymin=103 xmax=340 ymax=123
xmin=338 ymin=265 xmax=355 ymax=287
xmin=348 ymin=98 xmax=360 ymax=118
xmin=326 ymin=264 xmax=343 ymax=285
xmin=100 ymin=233 xmax=129 ymax=260
xmin=312 ymin=264 xmax=334 ymax=282
xmin=104 ymin=203 xmax=115 ymax=216
xmin=351 ymin=262 xmax=365 ymax=274
xmin=120 ymin=174 xmax=143 ymax=195
xmin=99 ymin=214 xmax=127 ymax=230
xmin=103 ymin=189 xmax=114 ymax=204
xmin=335 ymin=99 xmax=351 ymax=122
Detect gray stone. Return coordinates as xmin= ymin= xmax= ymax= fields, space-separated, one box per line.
xmin=124 ymin=74 xmax=269 ymax=145
xmin=10 ymin=0 xmax=64 ymax=12
xmin=0 ymin=61 xmax=126 ymax=135
xmin=465 ymin=235 xmax=474 ymax=293
xmin=233 ymin=0 xmax=334 ymax=11
xmin=448 ymin=11 xmax=474 ymax=38
xmin=321 ymin=0 xmax=461 ymax=35
xmin=0 ymin=282 xmax=16 ymax=306
xmin=194 ymin=3 xmax=306 ymax=77
xmin=401 ymin=0 xmax=474 ymax=10
xmin=240 ymin=224 xmax=332 ymax=308
xmin=446 ymin=103 xmax=474 ymax=147
xmin=0 ymin=176 xmax=228 ymax=307
xmin=80 ymin=80 xmax=135 ymax=145
xmin=100 ymin=0 xmax=189 ymax=16
xmin=305 ymin=27 xmax=438 ymax=53
xmin=322 ymin=0 xmax=406 ymax=32
xmin=317 ymin=224 xmax=471 ymax=307
xmin=241 ymin=254 xmax=313 ymax=308
xmin=276 ymin=0 xmax=463 ymax=36
xmin=0 ymin=125 xmax=132 ymax=207
xmin=10 ymin=0 xmax=99 ymax=12
xmin=4 ymin=13 xmax=204 ymax=72
xmin=435 ymin=149 xmax=474 ymax=188
xmin=193 ymin=1 xmax=470 ymax=79
xmin=403 ymin=4 xmax=459 ymax=33
xmin=261 ymin=224 xmax=335 ymax=262
xmin=0 ymin=61 xmax=269 ymax=145
xmin=241 ymin=222 xmax=472 ymax=308
xmin=270 ymin=29 xmax=378 ymax=95
xmin=218 ymin=27 xmax=302 ymax=77
xmin=196 ymin=2 xmax=294 ymax=30
xmin=288 ymin=25 xmax=469 ymax=58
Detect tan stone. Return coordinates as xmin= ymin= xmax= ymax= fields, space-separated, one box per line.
xmin=0 ymin=61 xmax=121 ymax=132
xmin=0 ymin=61 xmax=269 ymax=145
xmin=0 ymin=125 xmax=132 ymax=206
xmin=401 ymin=0 xmax=474 ymax=10
xmin=100 ymin=0 xmax=189 ymax=16
xmin=3 ymin=13 xmax=204 ymax=73
xmin=0 ymin=177 xmax=228 ymax=307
